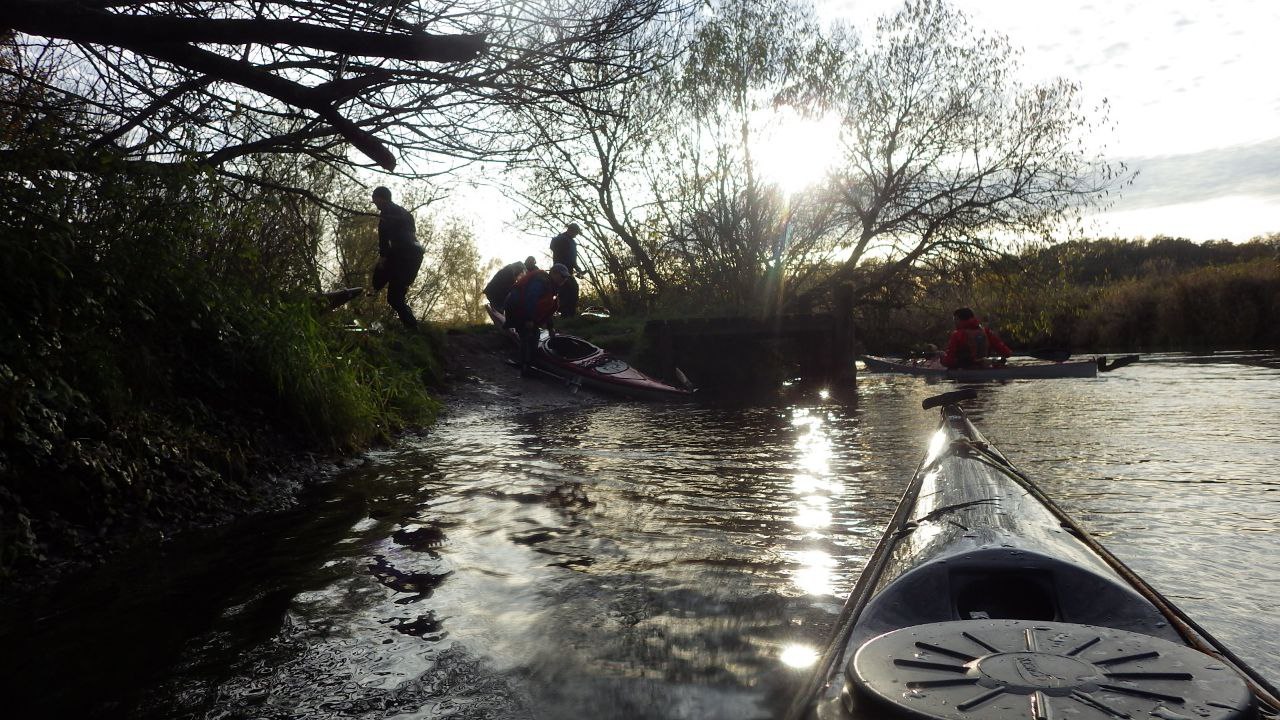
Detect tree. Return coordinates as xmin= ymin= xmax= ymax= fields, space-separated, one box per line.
xmin=513 ymin=0 xmax=843 ymax=314
xmin=416 ymin=218 xmax=489 ymax=324
xmin=509 ymin=21 xmax=684 ymax=311
xmin=799 ymin=0 xmax=1128 ymax=307
xmin=4 ymin=0 xmax=678 ymax=184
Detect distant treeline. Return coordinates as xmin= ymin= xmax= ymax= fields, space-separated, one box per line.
xmin=853 ymin=236 xmax=1280 ymax=354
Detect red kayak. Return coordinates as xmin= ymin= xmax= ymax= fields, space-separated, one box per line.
xmin=485 ymin=305 xmax=695 ymax=401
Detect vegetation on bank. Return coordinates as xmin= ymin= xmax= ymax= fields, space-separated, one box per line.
xmin=556 ymin=236 xmax=1280 ymax=386
xmin=0 ymin=154 xmax=445 ymax=587
xmin=852 ymin=236 xmax=1280 ymax=354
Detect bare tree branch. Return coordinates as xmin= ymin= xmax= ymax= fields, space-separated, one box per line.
xmin=9 ymin=0 xmax=486 ymax=62
xmin=4 ymin=0 xmax=677 ymax=179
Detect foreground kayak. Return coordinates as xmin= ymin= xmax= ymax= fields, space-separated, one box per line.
xmin=786 ymin=389 xmax=1279 ymax=720
xmin=861 ymin=354 xmax=1101 ymax=379
xmin=485 ymin=304 xmax=695 ymax=401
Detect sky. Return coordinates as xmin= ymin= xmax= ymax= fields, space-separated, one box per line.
xmin=471 ymin=0 xmax=1280 ymax=265
xmin=820 ymin=0 xmax=1280 ymax=243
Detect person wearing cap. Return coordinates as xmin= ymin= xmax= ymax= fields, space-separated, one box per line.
xmin=369 ymin=186 xmax=426 ymax=329
xmin=503 ymin=263 xmax=570 ymax=376
xmin=549 ymin=223 xmax=582 ymax=316
xmin=483 ymin=260 xmax=526 ymax=308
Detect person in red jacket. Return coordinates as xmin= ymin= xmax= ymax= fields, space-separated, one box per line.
xmin=941 ymin=307 xmax=1012 ymax=369
xmin=503 ymin=263 xmax=570 ymax=375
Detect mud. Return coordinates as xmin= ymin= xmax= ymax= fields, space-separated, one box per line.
xmin=440 ymin=328 xmax=613 ymax=416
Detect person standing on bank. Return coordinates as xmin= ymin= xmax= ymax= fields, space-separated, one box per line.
xmin=503 ymin=263 xmax=570 ymax=376
xmin=548 ymin=223 xmax=582 ymax=317
xmin=369 ymin=186 xmax=426 ymax=329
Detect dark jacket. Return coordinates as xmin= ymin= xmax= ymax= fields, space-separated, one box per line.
xmin=942 ymin=317 xmax=1012 ymax=369
xmin=484 ymin=262 xmax=525 ymax=306
xmin=549 ymin=230 xmax=577 ymax=271
xmin=378 ymin=202 xmax=424 ymax=261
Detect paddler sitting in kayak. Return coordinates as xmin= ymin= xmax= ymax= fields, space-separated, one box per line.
xmin=941 ymin=307 xmax=1012 ymax=369
xmin=503 ymin=263 xmax=570 ymax=377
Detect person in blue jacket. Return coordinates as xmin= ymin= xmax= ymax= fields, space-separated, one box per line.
xmin=503 ymin=263 xmax=570 ymax=376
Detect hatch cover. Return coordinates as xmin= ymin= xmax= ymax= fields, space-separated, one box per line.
xmin=848 ymin=619 xmax=1255 ymax=720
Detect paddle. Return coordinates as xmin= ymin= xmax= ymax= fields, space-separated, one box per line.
xmin=1024 ymin=349 xmax=1071 ymax=362
xmin=504 ymin=358 xmax=582 ymax=392
xmin=922 ymin=388 xmax=978 ymax=410
xmin=1098 ymin=354 xmax=1140 ymax=372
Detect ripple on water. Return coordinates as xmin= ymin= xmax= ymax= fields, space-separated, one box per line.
xmin=4 ymin=353 xmax=1277 ymax=718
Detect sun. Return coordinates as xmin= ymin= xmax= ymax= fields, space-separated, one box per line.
xmin=751 ymin=110 xmax=842 ymax=195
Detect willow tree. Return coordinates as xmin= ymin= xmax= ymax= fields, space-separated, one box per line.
xmin=509 ymin=23 xmax=685 ymax=311
xmin=798 ymin=0 xmax=1129 ymax=307
xmin=4 ymin=0 xmax=675 ymax=189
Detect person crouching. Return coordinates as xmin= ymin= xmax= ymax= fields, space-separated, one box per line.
xmin=503 ymin=263 xmax=570 ymax=376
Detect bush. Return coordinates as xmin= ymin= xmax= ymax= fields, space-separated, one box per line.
xmin=1073 ymin=259 xmax=1280 ymax=350
xmin=0 ymin=137 xmax=443 ymax=584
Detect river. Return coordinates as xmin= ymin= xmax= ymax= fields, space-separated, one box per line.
xmin=3 ymin=351 xmax=1278 ymax=719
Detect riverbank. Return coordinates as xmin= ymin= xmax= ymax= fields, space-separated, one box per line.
xmin=0 ymin=318 xmax=453 ymax=594
xmin=0 ymin=323 xmax=607 ymax=597
xmin=439 ymin=328 xmax=612 ymax=415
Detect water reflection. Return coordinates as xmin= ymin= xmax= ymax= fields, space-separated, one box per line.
xmin=2 ymin=353 xmax=1276 ymax=718
xmin=779 ymin=644 xmax=820 ymax=669
xmin=787 ymin=408 xmax=841 ymax=600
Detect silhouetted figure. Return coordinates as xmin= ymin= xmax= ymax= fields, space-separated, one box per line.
xmin=941 ymin=307 xmax=1012 ymax=369
xmin=549 ymin=223 xmax=582 ymax=316
xmin=524 ymin=255 xmax=538 ymax=272
xmin=484 ymin=260 xmax=526 ymax=307
xmin=369 ymin=186 xmax=426 ymax=329
xmin=503 ymin=263 xmax=570 ymax=376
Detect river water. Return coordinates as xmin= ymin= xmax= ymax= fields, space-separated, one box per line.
xmin=3 ymin=352 xmax=1278 ymax=719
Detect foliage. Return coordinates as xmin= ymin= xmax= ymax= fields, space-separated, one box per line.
xmin=512 ymin=0 xmax=1124 ymax=317
xmin=0 ymin=107 xmax=444 ymax=584
xmin=801 ymin=0 xmax=1126 ymax=308
xmin=852 ymin=238 xmax=1280 ymax=354
xmin=415 ymin=218 xmax=490 ymax=325
xmin=1071 ymin=258 xmax=1280 ymax=350
xmin=513 ymin=0 xmax=843 ymax=314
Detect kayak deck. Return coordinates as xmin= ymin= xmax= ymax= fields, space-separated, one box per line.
xmin=484 ymin=304 xmax=694 ymax=401
xmin=788 ymin=391 xmax=1278 ymax=720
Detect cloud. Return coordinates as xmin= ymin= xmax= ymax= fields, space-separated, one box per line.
xmin=1111 ymin=136 xmax=1280 ymax=211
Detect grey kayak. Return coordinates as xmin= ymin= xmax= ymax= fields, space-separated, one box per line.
xmin=860 ymin=354 xmax=1101 ymax=379
xmin=786 ymin=388 xmax=1278 ymax=720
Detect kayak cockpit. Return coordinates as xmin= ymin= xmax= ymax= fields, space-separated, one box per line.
xmin=839 ymin=617 xmax=1257 ymax=720
xmin=543 ymin=334 xmax=603 ymax=362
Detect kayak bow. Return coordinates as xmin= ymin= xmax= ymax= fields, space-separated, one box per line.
xmin=788 ymin=389 xmax=1278 ymax=720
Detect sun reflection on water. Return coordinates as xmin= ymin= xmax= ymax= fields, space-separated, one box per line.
xmin=779 ymin=644 xmax=820 ymax=668
xmin=789 ymin=407 xmax=844 ymax=597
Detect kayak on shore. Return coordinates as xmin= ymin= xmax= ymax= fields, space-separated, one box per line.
xmin=785 ymin=388 xmax=1279 ymax=720
xmin=485 ymin=304 xmax=695 ymax=401
xmin=860 ymin=353 xmax=1117 ymax=380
